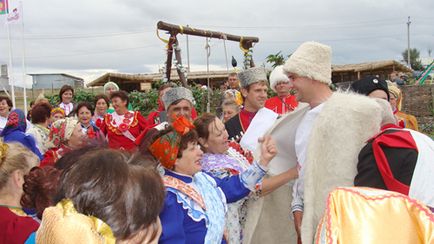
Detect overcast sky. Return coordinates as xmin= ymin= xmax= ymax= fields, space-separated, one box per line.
xmin=0 ymin=0 xmax=433 ymax=87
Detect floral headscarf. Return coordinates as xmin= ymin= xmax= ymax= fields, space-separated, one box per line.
xmin=387 ymin=83 xmax=403 ymax=111
xmin=148 ymin=116 xmax=195 ymax=169
xmin=0 ymin=109 xmax=27 ymax=136
xmin=51 ymin=107 xmax=65 ymax=117
xmin=47 ymin=118 xmax=79 ymax=148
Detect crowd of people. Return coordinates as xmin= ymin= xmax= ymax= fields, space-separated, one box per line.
xmin=0 ymin=41 xmax=433 ymax=244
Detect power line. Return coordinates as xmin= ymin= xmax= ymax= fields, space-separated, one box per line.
xmin=196 ymin=18 xmax=404 ymax=29
xmin=24 ymin=44 xmax=161 ymax=59
xmin=261 ymin=34 xmax=403 ymax=43
xmin=0 ymin=30 xmax=153 ymax=40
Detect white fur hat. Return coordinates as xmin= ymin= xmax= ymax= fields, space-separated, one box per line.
xmin=283 ymin=41 xmax=332 ymax=85
xmin=269 ymin=65 xmax=291 ymax=92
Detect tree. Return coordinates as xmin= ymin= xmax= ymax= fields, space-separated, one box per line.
xmin=402 ymin=48 xmax=424 ymax=71
xmin=266 ymin=52 xmax=285 ymax=68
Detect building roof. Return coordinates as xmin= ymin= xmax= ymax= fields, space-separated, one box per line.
xmin=88 ymin=60 xmax=412 ymax=87
xmin=28 ymin=73 xmax=84 ymax=81
xmin=87 ymin=70 xmax=232 ymax=87
xmin=332 ymin=60 xmax=412 ymax=73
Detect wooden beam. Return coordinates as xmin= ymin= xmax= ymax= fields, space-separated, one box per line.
xmin=157 ymin=21 xmax=259 ymax=50
xmin=174 ymin=38 xmax=188 ymax=87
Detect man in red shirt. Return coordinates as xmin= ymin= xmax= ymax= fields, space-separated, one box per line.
xmin=265 ymin=65 xmax=298 ymax=114
xmin=225 ymin=67 xmax=278 ymax=143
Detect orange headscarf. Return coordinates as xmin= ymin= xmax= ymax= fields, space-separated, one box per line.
xmin=148 ymin=116 xmax=195 ymax=169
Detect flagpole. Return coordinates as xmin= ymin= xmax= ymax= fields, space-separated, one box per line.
xmin=6 ymin=20 xmax=16 ymax=109
xmin=20 ymin=1 xmax=27 ymax=114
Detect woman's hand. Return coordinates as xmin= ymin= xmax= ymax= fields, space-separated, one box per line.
xmin=285 ymin=165 xmax=299 ymax=180
xmin=258 ymin=136 xmax=277 ymax=167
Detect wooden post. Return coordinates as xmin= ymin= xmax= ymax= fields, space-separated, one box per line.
xmin=174 ymin=38 xmax=188 ymax=87
xmin=165 ymin=35 xmax=177 ymax=82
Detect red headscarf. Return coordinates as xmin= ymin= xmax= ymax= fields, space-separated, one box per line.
xmin=148 ymin=116 xmax=195 ymax=169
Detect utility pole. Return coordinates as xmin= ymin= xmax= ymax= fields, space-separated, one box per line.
xmin=407 ymin=16 xmax=411 ymax=69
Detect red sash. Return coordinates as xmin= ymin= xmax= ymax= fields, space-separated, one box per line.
xmin=372 ymin=128 xmax=418 ymax=195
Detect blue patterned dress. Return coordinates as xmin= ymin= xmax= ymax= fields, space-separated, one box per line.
xmin=159 ymin=160 xmax=267 ymax=244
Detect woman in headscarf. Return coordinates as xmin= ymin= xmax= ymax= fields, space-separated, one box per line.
xmin=1 ymin=109 xmax=42 ymax=160
xmin=103 ymin=81 xmax=135 ymax=113
xmin=387 ymin=82 xmax=419 ymax=131
xmin=0 ymin=141 xmax=40 ymax=244
xmin=40 ymin=118 xmax=86 ymax=167
xmin=143 ymin=115 xmax=277 ymax=244
xmin=50 ymin=107 xmax=65 ymax=125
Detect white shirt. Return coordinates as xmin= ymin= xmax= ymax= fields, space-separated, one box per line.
xmin=59 ymin=102 xmax=74 ymax=116
xmin=291 ymin=103 xmax=324 ymax=212
xmin=0 ymin=115 xmax=7 ymax=133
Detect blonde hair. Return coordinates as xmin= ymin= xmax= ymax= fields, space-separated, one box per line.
xmin=222 ymin=99 xmax=241 ymax=113
xmin=0 ymin=141 xmax=39 ymax=189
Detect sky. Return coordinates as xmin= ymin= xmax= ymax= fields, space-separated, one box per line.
xmin=0 ymin=0 xmax=433 ymax=87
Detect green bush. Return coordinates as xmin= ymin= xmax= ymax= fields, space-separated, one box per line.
xmin=46 ymin=89 xmax=95 ymax=107
xmin=46 ymin=87 xmax=290 ymax=118
xmin=129 ymin=90 xmax=159 ymax=116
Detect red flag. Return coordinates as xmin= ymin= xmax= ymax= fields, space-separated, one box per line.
xmin=0 ymin=0 xmax=8 ymax=15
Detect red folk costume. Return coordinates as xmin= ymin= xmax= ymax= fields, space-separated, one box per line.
xmin=265 ymin=95 xmax=298 ymax=114
xmin=100 ymin=111 xmax=149 ymax=151
xmin=40 ymin=118 xmax=78 ymax=167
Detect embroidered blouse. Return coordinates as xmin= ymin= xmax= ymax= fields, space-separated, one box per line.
xmin=159 ymin=161 xmax=267 ymax=244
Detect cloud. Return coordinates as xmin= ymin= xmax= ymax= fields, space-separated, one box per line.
xmin=0 ymin=0 xmax=433 ymax=85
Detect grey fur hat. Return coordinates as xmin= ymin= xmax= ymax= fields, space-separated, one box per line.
xmin=238 ymin=67 xmax=268 ymax=88
xmin=162 ymin=87 xmax=195 ymax=110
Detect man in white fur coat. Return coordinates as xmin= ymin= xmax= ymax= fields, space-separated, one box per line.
xmin=281 ymin=41 xmax=383 ymax=243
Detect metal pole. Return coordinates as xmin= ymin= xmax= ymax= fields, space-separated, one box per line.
xmin=186 ymin=25 xmax=191 ymax=72
xmin=6 ymin=22 xmax=16 ymax=109
xmin=223 ymin=37 xmax=229 ymax=73
xmin=407 ymin=16 xmax=411 ymax=69
xmin=20 ymin=1 xmax=28 ymax=114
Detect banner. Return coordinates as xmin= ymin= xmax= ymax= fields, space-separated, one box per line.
xmin=0 ymin=0 xmax=8 ymax=15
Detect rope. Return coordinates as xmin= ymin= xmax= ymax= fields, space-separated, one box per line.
xmin=205 ymin=38 xmax=211 ymax=113
xmin=222 ymin=34 xmax=229 ymax=73
xmin=156 ymin=29 xmax=169 ymax=49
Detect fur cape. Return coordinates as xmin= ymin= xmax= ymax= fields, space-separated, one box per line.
xmin=301 ymin=92 xmax=382 ymax=243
